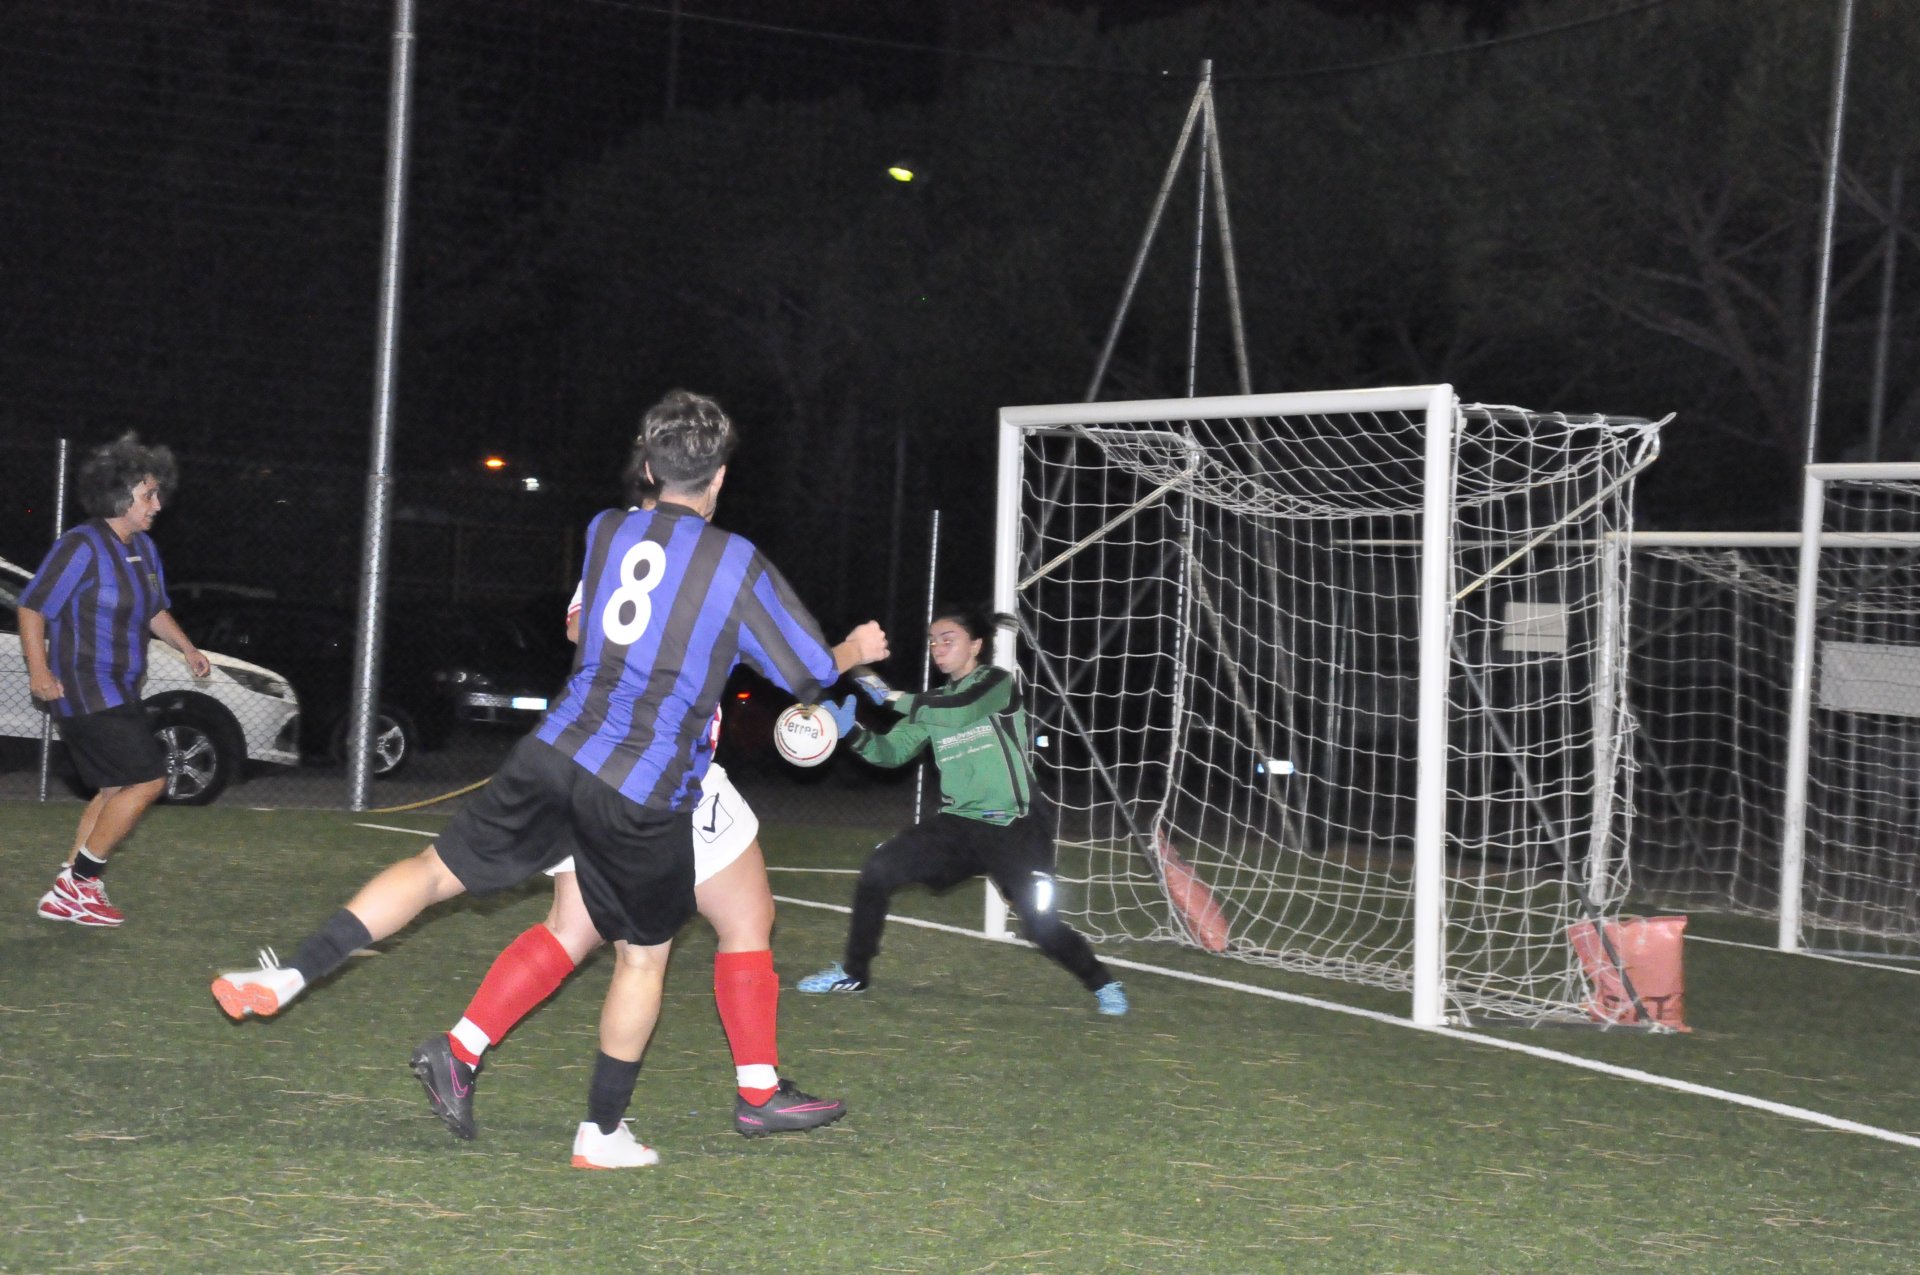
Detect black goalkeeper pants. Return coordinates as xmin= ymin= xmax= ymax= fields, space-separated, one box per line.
xmin=840 ymin=806 xmax=1113 ymax=992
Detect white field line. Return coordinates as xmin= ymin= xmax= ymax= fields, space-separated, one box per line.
xmin=1685 ymin=932 xmax=1920 ymax=976
xmin=771 ymin=894 xmax=1920 ymax=1151
xmin=350 ymin=822 xmax=1917 ymax=1150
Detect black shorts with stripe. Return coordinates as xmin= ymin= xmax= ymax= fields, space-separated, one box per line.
xmin=434 ymin=734 xmax=696 ymax=946
xmin=55 ymin=701 xmax=168 ymax=790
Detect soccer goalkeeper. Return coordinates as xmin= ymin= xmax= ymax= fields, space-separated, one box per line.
xmin=797 ymin=605 xmax=1127 ymax=1015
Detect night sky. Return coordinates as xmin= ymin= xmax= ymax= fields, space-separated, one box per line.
xmin=2 ymin=0 xmax=1915 ymax=623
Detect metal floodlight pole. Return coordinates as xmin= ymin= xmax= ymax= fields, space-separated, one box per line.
xmin=1200 ymin=81 xmax=1253 ymax=396
xmin=1085 ymin=78 xmax=1206 ymax=402
xmin=1866 ymin=163 xmax=1902 ymax=462
xmin=349 ymin=0 xmax=418 ymax=810
xmin=1086 ymin=63 xmax=1253 ymax=402
xmin=917 ymin=508 xmax=942 ymax=827
xmin=1184 ymin=61 xmax=1213 ymax=398
xmin=36 ymin=439 xmax=70 ymax=803
xmin=1801 ymin=0 xmax=1856 ymax=467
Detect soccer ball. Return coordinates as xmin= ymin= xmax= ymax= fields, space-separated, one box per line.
xmin=773 ymin=703 xmax=838 ymax=768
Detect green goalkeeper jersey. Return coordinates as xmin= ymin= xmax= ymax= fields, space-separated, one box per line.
xmin=848 ymin=664 xmax=1033 ymax=826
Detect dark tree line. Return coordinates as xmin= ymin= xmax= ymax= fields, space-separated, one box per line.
xmin=4 ymin=0 xmax=1917 ymax=621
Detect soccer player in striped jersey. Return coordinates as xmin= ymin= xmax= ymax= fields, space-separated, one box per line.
xmin=405 ymin=449 xmax=863 ymax=1146
xmin=19 ymin=433 xmax=212 ymax=927
xmin=213 ymin=390 xmax=888 ymax=1168
xmin=798 ymin=605 xmax=1128 ymax=1016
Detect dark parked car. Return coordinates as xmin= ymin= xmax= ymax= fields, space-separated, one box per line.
xmin=183 ymin=600 xmax=456 ymax=778
xmin=180 ymin=598 xmax=573 ymax=778
xmin=424 ymin=604 xmax=575 ymax=731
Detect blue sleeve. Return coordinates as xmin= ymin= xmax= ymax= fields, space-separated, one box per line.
xmin=144 ymin=535 xmax=172 ymax=615
xmin=733 ymin=554 xmax=838 ymax=703
xmin=18 ymin=533 xmax=92 ymax=618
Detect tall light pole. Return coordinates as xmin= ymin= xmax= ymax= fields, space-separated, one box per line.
xmin=349 ymin=0 xmax=418 ymax=809
xmin=1802 ymin=0 xmax=1857 ymax=466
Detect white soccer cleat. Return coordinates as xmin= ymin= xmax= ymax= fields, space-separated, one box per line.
xmin=570 ymin=1120 xmax=660 ymax=1169
xmin=211 ymin=947 xmax=307 ymax=1020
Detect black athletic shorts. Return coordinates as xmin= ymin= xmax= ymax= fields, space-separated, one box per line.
xmin=875 ymin=797 xmax=1058 ymax=898
xmin=434 ymin=734 xmax=696 ymax=946
xmin=55 ymin=701 xmax=168 ymax=790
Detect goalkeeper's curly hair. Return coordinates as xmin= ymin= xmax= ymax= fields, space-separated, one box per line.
xmin=77 ymin=432 xmax=179 ymax=519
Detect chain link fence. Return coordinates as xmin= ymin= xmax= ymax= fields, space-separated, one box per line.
xmin=1 ymin=437 xmax=924 ymax=830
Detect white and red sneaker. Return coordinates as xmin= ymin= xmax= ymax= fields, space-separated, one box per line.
xmin=36 ymin=868 xmax=125 ymax=927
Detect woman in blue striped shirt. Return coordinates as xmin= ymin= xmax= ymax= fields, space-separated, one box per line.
xmin=19 ymin=432 xmax=211 ymax=927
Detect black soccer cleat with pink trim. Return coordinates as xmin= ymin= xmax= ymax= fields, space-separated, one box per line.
xmin=734 ymin=1078 xmax=847 ymax=1138
xmin=411 ymin=1035 xmax=482 ymax=1140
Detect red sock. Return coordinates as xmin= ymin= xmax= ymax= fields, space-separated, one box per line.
xmin=448 ymin=925 xmax=576 ymax=1066
xmin=714 ymin=949 xmax=779 ymax=1104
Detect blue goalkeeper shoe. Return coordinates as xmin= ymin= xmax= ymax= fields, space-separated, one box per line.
xmin=796 ymin=962 xmax=867 ymax=994
xmin=734 ymin=1078 xmax=848 ymax=1138
xmin=1094 ymin=981 xmax=1129 ymax=1016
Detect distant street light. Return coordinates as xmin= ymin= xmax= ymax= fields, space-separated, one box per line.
xmin=887 ymin=166 xmax=914 ymax=183
xmin=483 ymin=456 xmax=507 ymax=470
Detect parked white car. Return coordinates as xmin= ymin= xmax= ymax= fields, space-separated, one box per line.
xmin=0 ymin=555 xmax=301 ymax=804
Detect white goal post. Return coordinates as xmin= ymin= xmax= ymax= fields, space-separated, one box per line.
xmin=991 ymin=386 xmax=1664 ymax=1026
xmin=1779 ymin=463 xmax=1920 ymax=961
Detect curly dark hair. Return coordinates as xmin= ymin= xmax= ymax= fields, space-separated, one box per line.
xmin=77 ymin=432 xmax=178 ymax=519
xmin=639 ymin=389 xmax=738 ymax=491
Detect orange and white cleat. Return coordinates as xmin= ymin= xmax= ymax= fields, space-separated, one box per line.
xmin=570 ymin=1120 xmax=660 ymax=1169
xmin=211 ymin=948 xmax=307 ymax=1020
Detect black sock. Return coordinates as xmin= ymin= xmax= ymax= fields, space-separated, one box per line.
xmin=587 ymin=1051 xmax=642 ymax=1135
xmin=289 ymin=908 xmax=372 ymax=983
xmin=70 ymin=850 xmax=107 ymax=881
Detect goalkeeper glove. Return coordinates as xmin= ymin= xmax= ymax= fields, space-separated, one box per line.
xmin=852 ymin=665 xmax=902 ymax=706
xmin=823 ymin=695 xmax=858 ymax=738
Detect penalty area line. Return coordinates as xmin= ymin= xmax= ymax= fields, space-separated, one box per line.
xmin=773 ymin=894 xmax=1920 ymax=1152
xmin=1684 ymin=932 xmax=1920 ymax=976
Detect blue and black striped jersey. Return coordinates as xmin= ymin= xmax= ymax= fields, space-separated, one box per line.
xmin=538 ymin=502 xmax=838 ymax=809
xmin=19 ymin=519 xmax=172 ymax=718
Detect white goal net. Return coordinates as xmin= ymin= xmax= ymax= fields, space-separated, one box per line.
xmin=1623 ymin=469 xmax=1920 ymax=964
xmin=1625 ymin=536 xmax=1802 ymax=919
xmin=1779 ymin=466 xmax=1920 ymax=961
xmin=995 ymin=386 xmax=1664 ymax=1024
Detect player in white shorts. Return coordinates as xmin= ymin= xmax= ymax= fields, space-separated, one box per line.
xmin=544 ymin=758 xmax=758 ymax=888
xmin=407 ymin=502 xmax=860 ymax=1156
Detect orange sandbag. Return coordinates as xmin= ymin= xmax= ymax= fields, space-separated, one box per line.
xmin=1153 ymin=829 xmax=1229 ymax=953
xmin=1567 ymin=915 xmax=1690 ymax=1031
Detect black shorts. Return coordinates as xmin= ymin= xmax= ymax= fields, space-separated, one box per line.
xmin=55 ymin=702 xmax=168 ymax=790
xmin=434 ymin=734 xmax=696 ymax=946
xmin=877 ymin=800 xmax=1057 ymax=898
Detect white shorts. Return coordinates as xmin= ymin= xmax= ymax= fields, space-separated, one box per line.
xmin=544 ymin=762 xmax=759 ymax=887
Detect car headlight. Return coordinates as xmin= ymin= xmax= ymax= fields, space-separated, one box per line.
xmin=222 ymin=665 xmax=296 ymax=701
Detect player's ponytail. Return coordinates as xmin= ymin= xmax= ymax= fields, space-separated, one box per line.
xmin=932 ymin=603 xmax=1012 ymax=660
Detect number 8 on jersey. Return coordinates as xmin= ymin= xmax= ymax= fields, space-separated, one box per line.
xmin=601 ymin=541 xmax=667 ymax=646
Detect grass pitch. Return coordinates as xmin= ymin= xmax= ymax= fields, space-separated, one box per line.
xmin=2 ymin=800 xmax=1918 ymax=1273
